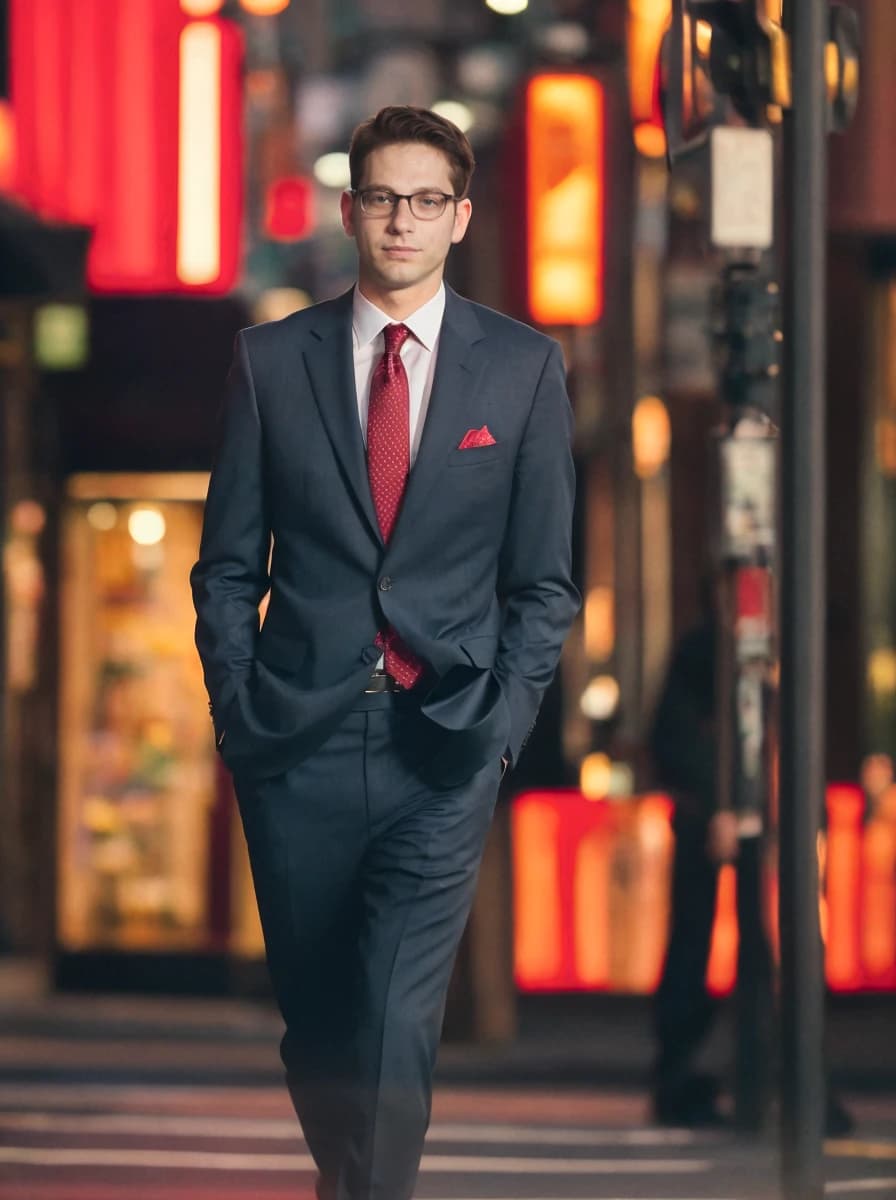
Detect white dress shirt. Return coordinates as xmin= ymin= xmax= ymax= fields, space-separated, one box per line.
xmin=351 ymin=283 xmax=445 ymax=467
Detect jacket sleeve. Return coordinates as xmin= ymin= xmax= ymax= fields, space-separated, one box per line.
xmin=494 ymin=340 xmax=581 ymax=766
xmin=190 ymin=331 xmax=271 ymax=731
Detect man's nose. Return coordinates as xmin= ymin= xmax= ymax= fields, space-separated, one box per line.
xmin=387 ymin=196 xmax=415 ymax=232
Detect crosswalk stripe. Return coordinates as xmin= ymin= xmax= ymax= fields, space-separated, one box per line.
xmin=0 ymin=1146 xmax=711 ymax=1174
xmin=825 ymin=1181 xmax=896 ymax=1194
xmin=827 ymin=1141 xmax=896 ymax=1161
xmin=0 ymin=1111 xmax=698 ymax=1147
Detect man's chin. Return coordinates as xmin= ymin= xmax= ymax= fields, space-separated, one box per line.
xmin=375 ymin=262 xmax=422 ymax=287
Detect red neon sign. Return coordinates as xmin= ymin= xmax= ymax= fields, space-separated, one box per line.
xmin=512 ymin=783 xmax=896 ymax=995
xmin=10 ymin=0 xmax=242 ymax=295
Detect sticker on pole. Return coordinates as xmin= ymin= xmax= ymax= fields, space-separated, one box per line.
xmin=710 ymin=127 xmax=774 ymax=251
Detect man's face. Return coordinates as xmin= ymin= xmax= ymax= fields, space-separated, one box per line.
xmin=341 ymin=142 xmax=472 ymax=305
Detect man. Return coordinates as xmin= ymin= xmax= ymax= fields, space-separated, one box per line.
xmin=649 ymin=614 xmax=737 ymax=1126
xmin=191 ymin=106 xmax=579 ymax=1199
xmin=650 ymin=613 xmax=851 ymax=1135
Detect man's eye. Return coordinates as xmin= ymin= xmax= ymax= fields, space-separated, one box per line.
xmin=368 ymin=191 xmax=393 ymax=206
xmin=416 ymin=194 xmax=441 ymax=208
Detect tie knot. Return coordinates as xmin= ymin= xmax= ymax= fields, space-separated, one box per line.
xmin=383 ymin=323 xmax=410 ymax=355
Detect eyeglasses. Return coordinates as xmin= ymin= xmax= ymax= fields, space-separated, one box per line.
xmin=351 ymin=188 xmax=458 ymax=221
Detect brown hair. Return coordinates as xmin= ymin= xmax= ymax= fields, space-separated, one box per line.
xmin=348 ymin=106 xmax=476 ymax=198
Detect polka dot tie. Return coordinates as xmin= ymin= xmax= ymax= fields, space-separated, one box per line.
xmin=367 ymin=323 xmax=425 ymax=689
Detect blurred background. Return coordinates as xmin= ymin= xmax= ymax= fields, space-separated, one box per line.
xmin=0 ymin=0 xmax=894 ymax=1136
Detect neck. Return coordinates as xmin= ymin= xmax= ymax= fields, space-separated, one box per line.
xmin=357 ymin=277 xmax=443 ymax=321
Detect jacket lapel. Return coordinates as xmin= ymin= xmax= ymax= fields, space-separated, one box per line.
xmin=393 ymin=288 xmax=486 ymax=534
xmin=302 ymin=289 xmax=383 ymax=545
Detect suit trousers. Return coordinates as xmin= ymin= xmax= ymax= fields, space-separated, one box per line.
xmin=234 ymin=688 xmax=501 ymax=1200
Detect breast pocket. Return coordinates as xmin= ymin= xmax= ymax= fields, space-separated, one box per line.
xmin=446 ymin=444 xmax=505 ymax=468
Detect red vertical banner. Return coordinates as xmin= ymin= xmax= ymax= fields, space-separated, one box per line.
xmin=66 ymin=0 xmax=105 ymax=226
xmin=216 ymin=20 xmax=244 ymax=293
xmin=825 ymin=784 xmax=865 ymax=990
xmin=10 ymin=0 xmax=242 ymax=294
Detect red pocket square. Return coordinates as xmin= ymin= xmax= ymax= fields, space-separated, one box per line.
xmin=458 ymin=425 xmax=497 ymax=449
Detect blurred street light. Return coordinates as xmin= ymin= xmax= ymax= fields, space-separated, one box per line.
xmin=485 ymin=0 xmax=529 ymax=14
xmin=431 ymin=100 xmax=474 ymax=133
xmin=632 ymin=394 xmax=671 ymax=479
xmin=128 ymin=509 xmax=167 ymax=547
xmin=313 ymin=152 xmax=352 ymax=190
xmin=580 ymin=676 xmax=621 ymax=721
xmin=239 ymin=0 xmax=290 ymax=14
xmin=180 ymin=0 xmax=223 ymax=14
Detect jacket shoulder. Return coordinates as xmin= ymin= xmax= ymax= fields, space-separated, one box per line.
xmin=460 ymin=297 xmax=559 ymax=357
xmin=239 ymin=291 xmax=350 ymax=354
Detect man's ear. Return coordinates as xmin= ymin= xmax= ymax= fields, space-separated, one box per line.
xmin=451 ymin=198 xmax=472 ymax=246
xmin=340 ymin=190 xmax=356 ymax=238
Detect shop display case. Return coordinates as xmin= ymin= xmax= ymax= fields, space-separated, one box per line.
xmin=56 ymin=474 xmax=263 ymax=968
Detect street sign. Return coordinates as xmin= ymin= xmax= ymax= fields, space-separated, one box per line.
xmin=710 ymin=126 xmax=774 ymax=249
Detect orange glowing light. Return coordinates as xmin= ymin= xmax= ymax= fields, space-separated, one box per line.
xmin=825 ymin=785 xmax=865 ymax=990
xmin=512 ymin=797 xmax=564 ymax=987
xmin=861 ymin=805 xmax=896 ymax=986
xmin=580 ymin=753 xmax=612 ymax=800
xmin=511 ymin=784 xmax=896 ymax=995
xmin=705 ymin=863 xmax=738 ymax=996
xmin=574 ymin=829 xmax=613 ymax=987
xmin=627 ymin=0 xmax=670 ymax=125
xmin=632 ymin=394 xmax=671 ymax=479
xmin=526 ymin=74 xmax=604 ymax=326
xmin=239 ymin=0 xmax=290 ymax=13
xmin=0 ymin=101 xmax=15 ymax=191
xmin=633 ymin=120 xmax=667 ymax=159
xmin=584 ymin=585 xmax=615 ymax=661
xmin=180 ymin=0 xmax=224 ymax=13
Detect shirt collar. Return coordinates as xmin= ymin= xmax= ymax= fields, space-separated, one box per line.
xmin=352 ymin=283 xmax=446 ymax=353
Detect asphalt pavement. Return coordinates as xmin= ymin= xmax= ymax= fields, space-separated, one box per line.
xmin=0 ymin=959 xmax=894 ymax=1200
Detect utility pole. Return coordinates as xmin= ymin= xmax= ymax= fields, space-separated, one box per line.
xmin=778 ymin=0 xmax=834 ymax=1195
xmin=663 ymin=1 xmax=859 ymax=1193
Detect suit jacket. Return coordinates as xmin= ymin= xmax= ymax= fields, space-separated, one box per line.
xmin=190 ymin=285 xmax=580 ymax=784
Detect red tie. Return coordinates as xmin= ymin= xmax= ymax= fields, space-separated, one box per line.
xmin=366 ymin=323 xmax=425 ymax=688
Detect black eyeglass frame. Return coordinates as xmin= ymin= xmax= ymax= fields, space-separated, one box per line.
xmin=349 ymin=187 xmax=460 ymax=220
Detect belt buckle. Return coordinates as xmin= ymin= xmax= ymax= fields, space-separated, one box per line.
xmin=365 ymin=671 xmax=401 ymax=694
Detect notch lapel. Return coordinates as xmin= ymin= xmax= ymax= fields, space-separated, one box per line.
xmin=302 ymin=289 xmax=383 ymax=545
xmin=393 ymin=289 xmax=486 ymax=534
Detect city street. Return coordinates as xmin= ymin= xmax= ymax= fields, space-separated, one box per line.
xmin=0 ymin=969 xmax=894 ymax=1200
xmin=2 ymin=1079 xmax=896 ymax=1199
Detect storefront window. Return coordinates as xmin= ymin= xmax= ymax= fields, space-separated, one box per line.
xmin=57 ymin=474 xmax=237 ymax=951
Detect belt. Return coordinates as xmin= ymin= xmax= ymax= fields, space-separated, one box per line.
xmin=365 ymin=670 xmax=404 ymax=694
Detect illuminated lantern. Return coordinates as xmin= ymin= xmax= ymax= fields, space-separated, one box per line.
xmin=525 ymin=74 xmax=604 ymax=326
xmin=10 ymin=0 xmax=243 ymax=294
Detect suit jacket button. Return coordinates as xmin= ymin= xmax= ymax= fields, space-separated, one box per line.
xmin=378 ymin=576 xmax=392 ymax=592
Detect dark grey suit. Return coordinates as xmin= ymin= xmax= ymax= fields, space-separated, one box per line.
xmin=191 ymin=286 xmax=578 ymax=1198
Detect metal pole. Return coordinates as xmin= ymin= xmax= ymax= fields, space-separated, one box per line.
xmin=779 ymin=0 xmax=828 ymax=1196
